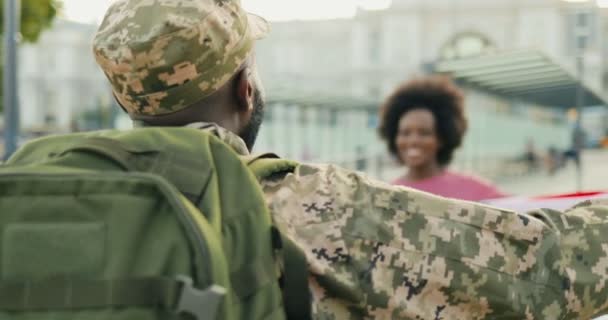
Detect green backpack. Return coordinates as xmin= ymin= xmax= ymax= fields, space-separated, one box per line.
xmin=0 ymin=127 xmax=309 ymax=320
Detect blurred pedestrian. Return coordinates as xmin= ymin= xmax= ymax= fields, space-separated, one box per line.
xmin=563 ymin=125 xmax=586 ymax=168
xmin=522 ymin=138 xmax=540 ymax=173
xmin=546 ymin=145 xmax=563 ymax=175
xmin=355 ymin=145 xmax=367 ymax=172
xmin=379 ymin=76 xmax=504 ymax=201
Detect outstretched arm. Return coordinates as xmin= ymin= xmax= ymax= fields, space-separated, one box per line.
xmin=528 ymin=202 xmax=608 ymax=319
xmin=262 ymin=163 xmax=608 ymax=319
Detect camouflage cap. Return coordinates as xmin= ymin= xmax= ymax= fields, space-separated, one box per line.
xmin=93 ymin=0 xmax=269 ymax=117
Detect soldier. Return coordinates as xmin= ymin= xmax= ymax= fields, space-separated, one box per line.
xmin=93 ymin=1 xmax=608 ymax=319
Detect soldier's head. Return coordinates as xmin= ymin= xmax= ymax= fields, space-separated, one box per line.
xmin=93 ymin=0 xmax=269 ymax=150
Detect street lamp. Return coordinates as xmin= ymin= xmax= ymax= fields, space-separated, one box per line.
xmin=3 ymin=0 xmax=20 ymax=160
xmin=560 ymin=0 xmax=602 ymax=191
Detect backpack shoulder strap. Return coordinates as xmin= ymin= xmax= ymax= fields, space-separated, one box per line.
xmin=245 ymin=155 xmax=311 ymax=319
xmin=276 ymin=230 xmax=312 ymax=320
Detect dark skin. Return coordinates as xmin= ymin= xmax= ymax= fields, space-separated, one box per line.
xmin=136 ymin=57 xmax=261 ymax=143
xmin=395 ymin=108 xmax=443 ymax=182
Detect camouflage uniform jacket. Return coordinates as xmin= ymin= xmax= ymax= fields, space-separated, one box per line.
xmin=195 ymin=123 xmax=608 ymax=320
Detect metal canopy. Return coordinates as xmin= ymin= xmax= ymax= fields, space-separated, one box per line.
xmin=266 ymin=87 xmax=378 ymax=111
xmin=434 ymin=50 xmax=608 ymax=108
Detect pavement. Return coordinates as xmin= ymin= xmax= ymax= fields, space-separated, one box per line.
xmin=497 ymin=149 xmax=608 ymax=196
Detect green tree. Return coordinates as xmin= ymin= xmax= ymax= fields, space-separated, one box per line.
xmin=1 ymin=0 xmax=60 ymax=112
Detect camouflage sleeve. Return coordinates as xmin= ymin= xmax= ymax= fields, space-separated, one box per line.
xmin=528 ymin=201 xmax=608 ymax=319
xmin=260 ymin=163 xmax=608 ymax=320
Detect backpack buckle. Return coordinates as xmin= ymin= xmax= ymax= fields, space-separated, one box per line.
xmin=175 ymin=276 xmax=226 ymax=320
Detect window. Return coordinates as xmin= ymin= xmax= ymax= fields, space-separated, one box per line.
xmin=329 ymin=109 xmax=338 ymax=127
xmin=566 ymin=9 xmax=598 ymax=55
xmin=440 ymin=32 xmax=494 ymax=60
xmin=264 ymin=104 xmax=274 ymax=122
xmin=298 ymin=106 xmax=309 ymax=125
xmin=368 ymin=27 xmax=382 ymax=64
xmin=44 ymin=89 xmax=58 ymax=125
xmin=367 ymin=110 xmax=378 ymax=128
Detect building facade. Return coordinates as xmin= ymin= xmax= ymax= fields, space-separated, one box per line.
xmin=18 ymin=20 xmax=112 ymax=132
xmin=11 ymin=2 xmax=606 ymax=181
xmin=254 ymin=0 xmax=607 ymax=179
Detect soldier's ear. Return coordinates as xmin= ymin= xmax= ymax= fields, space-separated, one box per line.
xmin=234 ymin=68 xmax=254 ymax=115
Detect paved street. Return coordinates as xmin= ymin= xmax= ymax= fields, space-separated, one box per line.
xmin=498 ymin=149 xmax=608 ymax=196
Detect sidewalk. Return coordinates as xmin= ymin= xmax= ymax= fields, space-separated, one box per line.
xmin=497 ymin=149 xmax=608 ymax=196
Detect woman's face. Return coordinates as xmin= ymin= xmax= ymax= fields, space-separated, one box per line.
xmin=395 ymin=108 xmax=441 ymax=169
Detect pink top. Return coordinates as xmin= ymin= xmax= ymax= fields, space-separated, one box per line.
xmin=393 ymin=170 xmax=505 ymax=201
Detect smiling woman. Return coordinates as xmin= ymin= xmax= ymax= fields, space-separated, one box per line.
xmin=379 ymin=76 xmax=506 ymax=201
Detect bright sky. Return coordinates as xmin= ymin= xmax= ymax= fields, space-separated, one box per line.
xmin=565 ymin=0 xmax=608 ymax=7
xmin=61 ymin=0 xmax=392 ymax=24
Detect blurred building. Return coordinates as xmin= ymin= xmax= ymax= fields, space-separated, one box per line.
xmin=602 ymin=6 xmax=608 ymax=93
xmin=255 ymin=0 xmax=608 ymax=179
xmin=18 ymin=20 xmax=111 ymax=132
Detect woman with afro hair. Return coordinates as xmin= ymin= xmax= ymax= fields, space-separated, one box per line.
xmin=379 ymin=76 xmax=504 ymax=201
